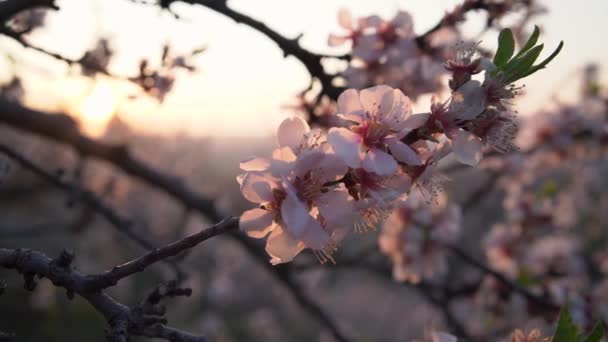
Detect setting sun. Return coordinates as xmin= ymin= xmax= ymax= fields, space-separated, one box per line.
xmin=78 ymin=81 xmax=117 ymax=137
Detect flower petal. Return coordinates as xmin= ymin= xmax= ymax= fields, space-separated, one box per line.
xmin=379 ymin=89 xmax=412 ymax=130
xmin=327 ymin=127 xmax=363 ymax=168
xmin=318 ymin=189 xmax=353 ymax=228
xmin=337 ymin=88 xmax=365 ymax=122
xmin=277 ymin=116 xmax=309 ymax=150
xmin=360 ymin=85 xmax=395 ymax=118
xmin=328 ymin=34 xmax=348 ymax=47
xmin=266 ymin=227 xmax=304 ymax=265
xmin=362 ymin=148 xmax=398 ymax=175
xmin=387 ymin=139 xmax=421 ymax=165
xmin=452 ymin=129 xmax=483 ymax=166
xmin=240 ymin=208 xmax=275 ymax=238
xmin=299 ymin=219 xmax=329 ymax=250
xmin=240 ymin=172 xmax=276 ymax=203
xmin=281 ymin=185 xmax=313 ymax=238
xmin=240 ymin=156 xmax=271 ymax=171
xmin=448 ymin=80 xmax=485 ymax=121
xmin=337 ymin=8 xmax=352 ymax=29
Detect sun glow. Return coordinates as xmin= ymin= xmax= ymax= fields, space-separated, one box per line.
xmin=78 ymin=82 xmax=117 ymax=137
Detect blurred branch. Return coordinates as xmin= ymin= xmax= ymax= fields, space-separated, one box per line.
xmin=231 ymin=234 xmax=352 ymax=342
xmin=0 ymin=143 xmax=186 ymax=280
xmin=0 ymin=248 xmax=206 ymax=342
xmin=0 ymin=0 xmax=58 ymax=23
xmin=0 ymin=99 xmax=220 ymax=221
xmin=444 ymin=243 xmax=559 ymax=311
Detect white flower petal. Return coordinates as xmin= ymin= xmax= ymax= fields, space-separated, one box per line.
xmin=337 ymin=8 xmax=352 ymax=29
xmin=240 ymin=156 xmax=271 ymax=171
xmin=299 ymin=220 xmax=329 ymax=250
xmin=266 ymin=227 xmax=304 ymax=265
xmin=388 ymin=139 xmax=421 ymax=165
xmin=277 ymin=116 xmax=309 ymax=149
xmin=452 ymin=129 xmax=483 ymax=166
xmin=281 ymin=188 xmax=313 ymax=238
xmin=318 ymin=189 xmax=353 ymax=228
xmin=381 ymin=89 xmax=412 ymax=129
xmin=327 ymin=127 xmax=363 ymax=168
xmin=337 ymin=89 xmax=365 ymax=122
xmin=240 ymin=208 xmax=275 ymax=238
xmin=402 ymin=113 xmax=430 ymax=130
xmin=362 ymin=148 xmax=398 ymax=175
xmin=448 ymin=80 xmax=485 ymax=121
xmin=360 ymin=85 xmax=395 ymax=117
xmin=328 ymin=34 xmax=348 ymax=47
xmin=240 ymin=172 xmax=276 ymax=203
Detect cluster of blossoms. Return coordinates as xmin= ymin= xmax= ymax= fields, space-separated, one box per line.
xmin=379 ymin=192 xmax=461 ymax=283
xmin=239 ymin=25 xmax=560 ymax=265
xmin=329 ymin=9 xmax=455 ymax=100
xmin=458 ymin=77 xmax=607 ymax=336
xmin=130 ymin=44 xmax=202 ymax=102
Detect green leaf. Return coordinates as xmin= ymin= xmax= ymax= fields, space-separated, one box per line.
xmin=553 ymin=307 xmax=580 ymax=342
xmin=522 ymin=41 xmax=564 ymax=78
xmin=503 ymin=44 xmax=544 ymax=83
xmin=493 ymin=28 xmax=516 ymax=67
xmin=514 ymin=25 xmax=540 ymax=58
xmin=581 ymin=322 xmax=604 ymax=342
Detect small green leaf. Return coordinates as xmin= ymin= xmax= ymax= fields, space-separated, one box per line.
xmin=553 ymin=307 xmax=580 ymax=342
xmin=493 ymin=28 xmax=516 ymax=67
xmin=581 ymin=322 xmax=604 ymax=342
xmin=522 ymin=41 xmax=564 ymax=78
xmin=503 ymin=44 xmax=544 ymax=83
xmin=514 ymin=25 xmax=541 ymax=58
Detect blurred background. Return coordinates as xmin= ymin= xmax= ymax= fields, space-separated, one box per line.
xmin=0 ymin=0 xmax=607 ymax=341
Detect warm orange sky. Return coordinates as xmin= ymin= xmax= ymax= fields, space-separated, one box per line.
xmin=2 ymin=0 xmax=608 ymax=137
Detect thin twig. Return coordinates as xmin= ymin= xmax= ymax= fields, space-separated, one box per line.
xmin=84 ymin=217 xmax=238 ymax=290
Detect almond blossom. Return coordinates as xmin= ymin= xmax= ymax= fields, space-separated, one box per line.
xmin=379 ymin=193 xmax=461 ymax=283
xmin=328 ymin=85 xmax=423 ymax=175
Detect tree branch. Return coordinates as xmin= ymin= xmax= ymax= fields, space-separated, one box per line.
xmin=159 ymin=0 xmax=345 ymax=100
xmin=0 ymin=0 xmax=58 ymax=23
xmin=0 ymin=248 xmax=206 ymax=342
xmin=84 ymin=217 xmax=238 ymax=290
xmin=0 ymin=99 xmax=220 ymax=221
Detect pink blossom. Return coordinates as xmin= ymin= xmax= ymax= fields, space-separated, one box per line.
xmin=328 ymin=85 xmax=423 ymax=175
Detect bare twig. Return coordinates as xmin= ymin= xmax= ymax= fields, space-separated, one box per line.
xmin=0 ymin=0 xmax=58 ymax=22
xmin=84 ymin=217 xmax=238 ymax=290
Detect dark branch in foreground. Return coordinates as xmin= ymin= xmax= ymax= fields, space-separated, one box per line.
xmin=0 ymin=0 xmax=57 ymax=23
xmin=0 ymin=247 xmax=209 ymax=342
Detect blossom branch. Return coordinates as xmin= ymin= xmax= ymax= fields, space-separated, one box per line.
xmin=0 ymin=100 xmax=352 ymax=342
xmin=0 ymin=248 xmax=207 ymax=342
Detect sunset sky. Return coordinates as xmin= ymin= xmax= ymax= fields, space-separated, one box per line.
xmin=2 ymin=0 xmax=607 ymax=137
